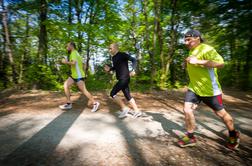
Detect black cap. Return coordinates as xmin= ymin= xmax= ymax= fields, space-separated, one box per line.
xmin=185 ymin=30 xmax=204 ymax=42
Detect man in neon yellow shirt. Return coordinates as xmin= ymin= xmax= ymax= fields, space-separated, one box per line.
xmin=59 ymin=42 xmax=100 ymax=112
xmin=178 ymin=30 xmax=240 ymax=150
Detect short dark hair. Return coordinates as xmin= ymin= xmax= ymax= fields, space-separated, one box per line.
xmin=69 ymin=41 xmax=76 ymax=49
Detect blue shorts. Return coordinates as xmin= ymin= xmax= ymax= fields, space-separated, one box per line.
xmin=185 ymin=90 xmax=224 ymax=112
xmin=70 ymin=76 xmax=85 ymax=83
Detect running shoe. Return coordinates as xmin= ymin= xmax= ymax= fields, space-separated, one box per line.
xmin=178 ymin=133 xmax=197 ymax=147
xmin=226 ymin=131 xmax=240 ymax=150
xmin=118 ymin=108 xmax=129 ymax=118
xmin=133 ymin=111 xmax=142 ymax=118
xmin=91 ymin=102 xmax=100 ymax=112
xmin=59 ymin=103 xmax=72 ymax=110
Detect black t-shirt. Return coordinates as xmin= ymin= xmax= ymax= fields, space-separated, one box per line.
xmin=110 ymin=52 xmax=137 ymax=80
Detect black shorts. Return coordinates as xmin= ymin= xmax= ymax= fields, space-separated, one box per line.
xmin=185 ymin=90 xmax=224 ymax=111
xmin=70 ymin=76 xmax=85 ymax=83
xmin=110 ymin=78 xmax=132 ymax=101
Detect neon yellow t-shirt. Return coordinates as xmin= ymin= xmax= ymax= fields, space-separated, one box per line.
xmin=70 ymin=50 xmax=85 ymax=79
xmin=187 ymin=43 xmax=224 ymax=96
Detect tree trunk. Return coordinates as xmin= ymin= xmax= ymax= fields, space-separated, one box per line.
xmin=130 ymin=1 xmax=141 ymax=74
xmin=165 ymin=0 xmax=178 ymax=87
xmin=242 ymin=28 xmax=252 ymax=89
xmin=85 ymin=1 xmax=96 ymax=77
xmin=68 ymin=0 xmax=72 ymax=24
xmin=85 ymin=35 xmax=90 ymax=76
xmin=1 ymin=1 xmax=18 ymax=84
xmin=19 ymin=14 xmax=30 ymax=83
xmin=68 ymin=0 xmax=72 ymax=39
xmin=0 ymin=39 xmax=8 ymax=88
xmin=154 ymin=0 xmax=168 ymax=89
xmin=153 ymin=0 xmax=159 ymax=87
xmin=0 ymin=2 xmax=7 ymax=88
xmin=75 ymin=0 xmax=84 ymax=53
xmin=37 ymin=0 xmax=48 ymax=64
xmin=133 ymin=36 xmax=141 ymax=74
xmin=142 ymin=0 xmax=154 ymax=87
xmin=229 ymin=30 xmax=238 ymax=87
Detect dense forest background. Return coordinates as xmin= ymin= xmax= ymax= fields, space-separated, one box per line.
xmin=0 ymin=0 xmax=251 ymax=91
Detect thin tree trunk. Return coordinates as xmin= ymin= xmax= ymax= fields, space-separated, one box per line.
xmin=153 ymin=0 xmax=158 ymax=87
xmin=37 ymin=0 xmax=48 ymax=64
xmin=142 ymin=0 xmax=154 ymax=87
xmin=131 ymin=1 xmax=141 ymax=74
xmin=19 ymin=14 xmax=30 ymax=83
xmin=85 ymin=35 xmax=90 ymax=76
xmin=229 ymin=30 xmax=237 ymax=87
xmin=154 ymin=0 xmax=167 ymax=89
xmin=1 ymin=1 xmax=18 ymax=84
xmin=133 ymin=35 xmax=141 ymax=74
xmin=68 ymin=0 xmax=72 ymax=39
xmin=85 ymin=1 xmax=96 ymax=77
xmin=242 ymin=28 xmax=252 ymax=89
xmin=0 ymin=40 xmax=8 ymax=88
xmin=165 ymin=0 xmax=177 ymax=85
xmin=0 ymin=2 xmax=7 ymax=88
xmin=68 ymin=0 xmax=72 ymax=24
xmin=75 ymin=0 xmax=84 ymax=53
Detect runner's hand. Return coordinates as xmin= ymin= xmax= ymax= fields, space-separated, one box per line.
xmin=104 ymin=65 xmax=110 ymax=72
xmin=130 ymin=71 xmax=136 ymax=77
xmin=61 ymin=58 xmax=67 ymax=64
xmin=186 ymin=56 xmax=198 ymax=65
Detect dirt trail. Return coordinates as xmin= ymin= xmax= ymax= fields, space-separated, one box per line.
xmin=0 ymin=89 xmax=251 ymax=166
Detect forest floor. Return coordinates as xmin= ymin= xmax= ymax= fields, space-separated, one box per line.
xmin=0 ymin=88 xmax=251 ymax=166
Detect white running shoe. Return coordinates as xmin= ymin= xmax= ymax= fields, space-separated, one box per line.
xmin=133 ymin=111 xmax=142 ymax=118
xmin=118 ymin=109 xmax=129 ymax=118
xmin=59 ymin=103 xmax=72 ymax=110
xmin=128 ymin=109 xmax=135 ymax=115
xmin=91 ymin=102 xmax=100 ymax=112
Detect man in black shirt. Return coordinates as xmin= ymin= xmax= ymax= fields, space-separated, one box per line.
xmin=104 ymin=43 xmax=142 ymax=118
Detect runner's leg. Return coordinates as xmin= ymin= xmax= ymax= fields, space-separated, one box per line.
xmin=76 ymin=80 xmax=95 ymax=104
xmin=76 ymin=80 xmax=100 ymax=112
xmin=184 ymin=102 xmax=197 ymax=133
xmin=110 ymin=80 xmax=128 ymax=110
xmin=64 ymin=77 xmax=75 ymax=103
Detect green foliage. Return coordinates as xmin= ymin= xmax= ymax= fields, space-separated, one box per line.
xmin=24 ymin=64 xmax=62 ymax=90
xmin=85 ymin=65 xmax=113 ymax=91
xmin=0 ymin=0 xmax=251 ymax=92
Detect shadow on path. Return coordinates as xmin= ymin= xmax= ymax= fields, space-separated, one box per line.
xmin=1 ymin=109 xmax=83 ymax=166
xmin=105 ymin=97 xmax=148 ymax=166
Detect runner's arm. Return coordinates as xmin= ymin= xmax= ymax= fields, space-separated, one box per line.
xmin=186 ymin=56 xmax=224 ymax=68
xmin=62 ymin=59 xmax=76 ymax=66
xmin=198 ymin=60 xmax=224 ymax=68
xmin=126 ymin=54 xmax=137 ymax=72
xmin=104 ymin=64 xmax=114 ymax=73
